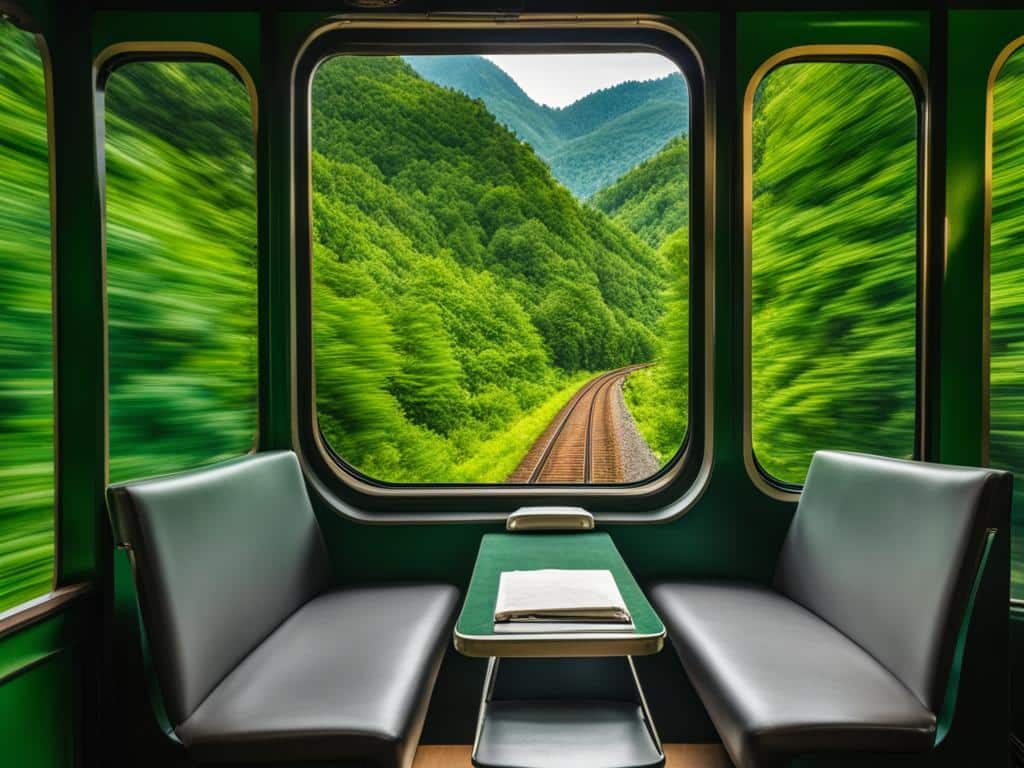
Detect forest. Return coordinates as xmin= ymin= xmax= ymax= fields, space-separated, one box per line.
xmin=3 ymin=24 xmax=1024 ymax=611
xmin=310 ymin=55 xmax=687 ymax=482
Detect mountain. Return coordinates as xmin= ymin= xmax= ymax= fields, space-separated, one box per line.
xmin=403 ymin=55 xmax=562 ymax=155
xmin=591 ymin=136 xmax=689 ymax=248
xmin=554 ymin=73 xmax=689 ymax=141
xmin=549 ymin=99 xmax=688 ymax=199
xmin=311 ymin=55 xmax=666 ymax=481
xmin=404 ymin=55 xmax=688 ymax=198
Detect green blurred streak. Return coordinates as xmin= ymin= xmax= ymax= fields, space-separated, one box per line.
xmin=0 ymin=21 xmax=54 ymax=613
xmin=750 ymin=62 xmax=918 ymax=484
xmin=104 ymin=61 xmax=257 ymax=484
xmin=989 ymin=47 xmax=1024 ymax=598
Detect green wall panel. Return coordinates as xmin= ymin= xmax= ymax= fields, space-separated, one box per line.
xmin=0 ymin=652 xmax=76 ymax=767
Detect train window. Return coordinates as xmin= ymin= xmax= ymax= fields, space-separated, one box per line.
xmin=749 ymin=61 xmax=919 ymax=486
xmin=103 ymin=60 xmax=257 ymax=483
xmin=990 ymin=44 xmax=1024 ymax=600
xmin=309 ymin=52 xmax=690 ymax=485
xmin=0 ymin=19 xmax=54 ymax=612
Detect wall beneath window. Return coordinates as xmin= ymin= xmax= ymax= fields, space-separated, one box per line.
xmin=0 ymin=612 xmax=84 ymax=768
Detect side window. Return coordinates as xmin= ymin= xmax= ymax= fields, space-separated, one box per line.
xmin=0 ymin=19 xmax=54 ymax=612
xmin=749 ymin=61 xmax=919 ymax=485
xmin=989 ymin=44 xmax=1024 ymax=599
xmin=103 ymin=60 xmax=257 ymax=483
xmin=310 ymin=52 xmax=690 ymax=486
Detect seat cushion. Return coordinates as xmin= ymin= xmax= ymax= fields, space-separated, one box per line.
xmin=650 ymin=582 xmax=935 ymax=768
xmin=775 ymin=450 xmax=1010 ymax=712
xmin=107 ymin=451 xmax=331 ymax=726
xmin=175 ymin=584 xmax=460 ymax=766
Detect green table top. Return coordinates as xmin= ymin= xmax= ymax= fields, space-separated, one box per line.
xmin=454 ymin=532 xmax=665 ymax=658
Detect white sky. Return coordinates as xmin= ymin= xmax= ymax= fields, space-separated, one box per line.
xmin=483 ymin=53 xmax=680 ymax=108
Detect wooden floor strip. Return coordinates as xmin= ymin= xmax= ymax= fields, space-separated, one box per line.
xmin=413 ymin=744 xmax=732 ymax=767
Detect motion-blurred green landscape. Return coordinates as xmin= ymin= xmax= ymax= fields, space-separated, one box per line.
xmin=3 ymin=21 xmax=1024 ymax=612
xmin=990 ymin=48 xmax=1024 ymax=597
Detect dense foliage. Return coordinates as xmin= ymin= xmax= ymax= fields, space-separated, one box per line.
xmin=584 ymin=135 xmax=692 ymax=462
xmin=406 ymin=55 xmax=688 ymax=198
xmin=0 ymin=23 xmax=53 ymax=611
xmin=311 ymin=56 xmax=678 ymax=481
xmin=990 ymin=47 xmax=1024 ymax=597
xmin=749 ymin=63 xmax=918 ymax=484
xmin=104 ymin=62 xmax=258 ymax=484
xmin=620 ymin=229 xmax=690 ymax=463
xmin=591 ymin=136 xmax=690 ymax=248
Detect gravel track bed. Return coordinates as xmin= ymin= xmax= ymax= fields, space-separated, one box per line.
xmin=613 ymin=376 xmax=660 ymax=482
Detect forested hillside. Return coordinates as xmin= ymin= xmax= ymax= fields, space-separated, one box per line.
xmin=589 ymin=136 xmax=691 ymax=462
xmin=592 ymin=136 xmax=689 ymax=248
xmin=311 ymin=55 xmax=672 ymax=481
xmin=405 ymin=55 xmax=688 ymax=197
xmin=404 ymin=55 xmax=563 ymax=155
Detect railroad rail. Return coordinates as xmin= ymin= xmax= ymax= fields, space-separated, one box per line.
xmin=507 ymin=364 xmax=650 ymax=484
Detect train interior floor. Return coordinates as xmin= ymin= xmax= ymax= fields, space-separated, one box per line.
xmin=413 ymin=744 xmax=733 ymax=767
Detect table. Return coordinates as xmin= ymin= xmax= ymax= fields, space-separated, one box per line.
xmin=454 ymin=532 xmax=667 ymax=768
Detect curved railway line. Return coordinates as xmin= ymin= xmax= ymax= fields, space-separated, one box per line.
xmin=506 ymin=364 xmax=650 ymax=484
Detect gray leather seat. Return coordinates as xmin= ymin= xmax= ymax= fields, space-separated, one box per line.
xmin=650 ymin=450 xmax=1010 ymax=768
xmin=107 ymin=451 xmax=459 ymax=767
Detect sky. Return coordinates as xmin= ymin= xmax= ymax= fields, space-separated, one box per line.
xmin=483 ymin=53 xmax=680 ymax=108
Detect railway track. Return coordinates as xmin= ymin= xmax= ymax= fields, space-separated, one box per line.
xmin=506 ymin=364 xmax=650 ymax=484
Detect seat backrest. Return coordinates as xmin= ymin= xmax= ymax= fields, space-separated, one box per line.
xmin=107 ymin=451 xmax=330 ymax=727
xmin=774 ymin=450 xmax=1010 ymax=712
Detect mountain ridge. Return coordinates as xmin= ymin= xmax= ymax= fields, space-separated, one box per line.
xmin=404 ymin=54 xmax=688 ymax=198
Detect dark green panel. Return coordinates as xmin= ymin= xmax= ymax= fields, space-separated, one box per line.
xmin=945 ymin=11 xmax=1024 ymax=469
xmin=91 ymin=12 xmax=260 ymax=75
xmin=0 ymin=651 xmax=76 ymax=767
xmin=737 ymin=11 xmax=931 ymax=80
xmin=49 ymin=0 xmax=106 ymax=588
xmin=0 ymin=611 xmax=83 ymax=768
xmin=946 ymin=10 xmax=1024 ymax=746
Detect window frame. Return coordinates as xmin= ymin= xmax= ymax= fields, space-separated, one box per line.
xmin=741 ymin=46 xmax=931 ymax=500
xmin=292 ymin=14 xmax=712 ymax=523
xmin=93 ymin=43 xmax=262 ymax=485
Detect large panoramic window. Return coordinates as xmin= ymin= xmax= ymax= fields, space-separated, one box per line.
xmin=0 ymin=20 xmax=54 ymax=612
xmin=310 ymin=52 xmax=690 ymax=484
xmin=749 ymin=61 xmax=919 ymax=486
xmin=990 ymin=45 xmax=1024 ymax=600
xmin=104 ymin=60 xmax=257 ymax=483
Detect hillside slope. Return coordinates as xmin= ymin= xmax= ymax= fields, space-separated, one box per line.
xmin=405 ymin=54 xmax=689 ymax=198
xmin=591 ymin=136 xmax=690 ymax=248
xmin=550 ymin=99 xmax=688 ymax=199
xmin=404 ymin=55 xmax=563 ymax=154
xmin=312 ymin=55 xmax=667 ymax=481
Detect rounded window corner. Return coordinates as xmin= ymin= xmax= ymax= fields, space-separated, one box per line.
xmin=743 ymin=446 xmax=803 ymax=503
xmin=93 ymin=42 xmax=258 ymax=121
